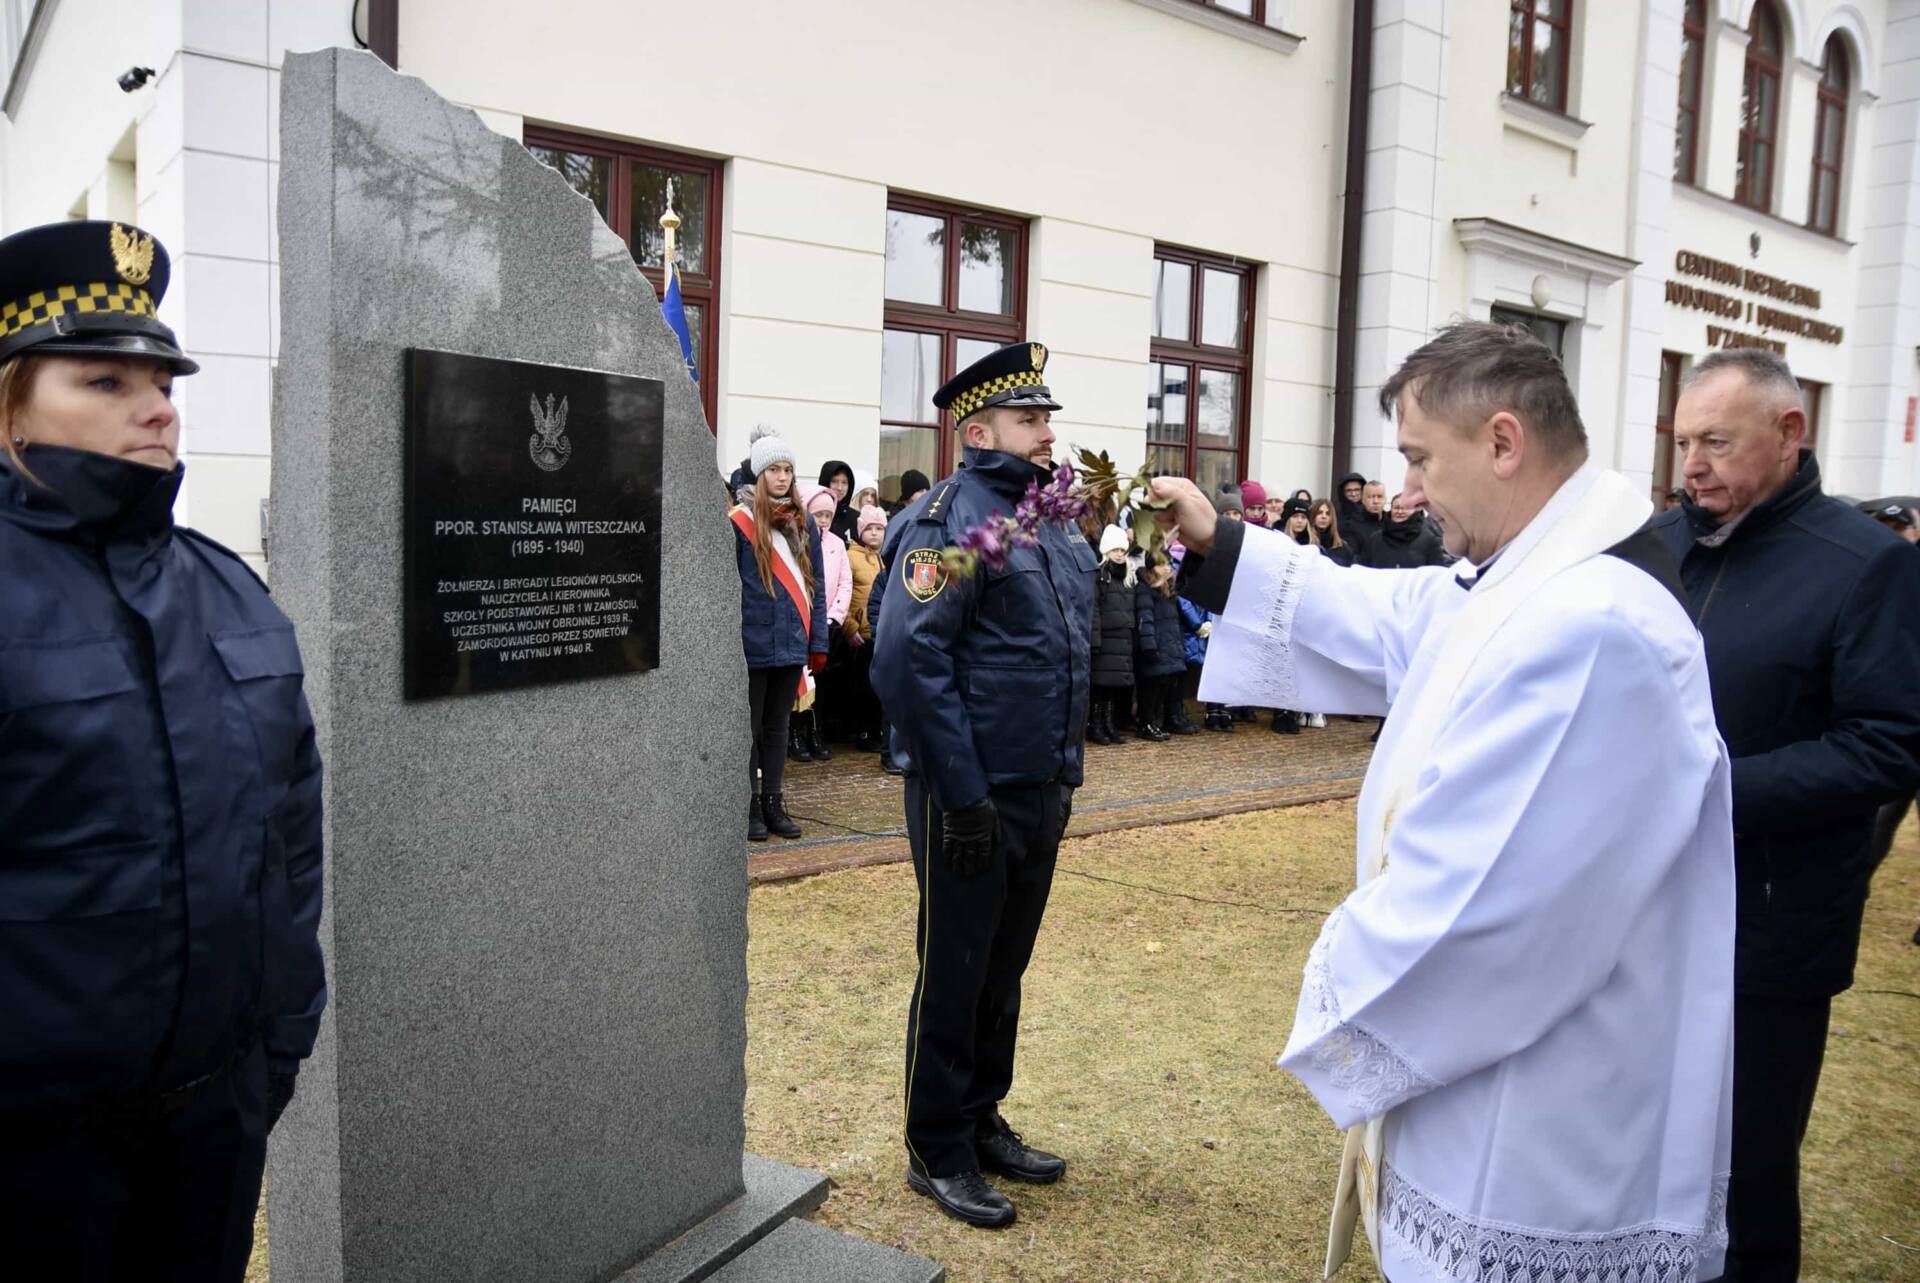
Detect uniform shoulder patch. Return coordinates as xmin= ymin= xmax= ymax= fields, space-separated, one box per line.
xmin=179 ymin=526 xmax=270 ymax=593
xmin=919 ymin=482 xmax=958 ymax=523
xmin=902 ymin=547 xmax=948 ymax=603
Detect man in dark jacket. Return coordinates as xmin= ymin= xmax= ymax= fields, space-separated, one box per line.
xmin=1357 ymin=492 xmax=1450 ymax=569
xmin=871 ymin=341 xmax=1095 ymax=1230
xmin=1653 ymin=348 xmax=1920 ymax=1282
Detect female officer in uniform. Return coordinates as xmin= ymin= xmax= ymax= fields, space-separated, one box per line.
xmin=0 ymin=221 xmax=327 ymax=1281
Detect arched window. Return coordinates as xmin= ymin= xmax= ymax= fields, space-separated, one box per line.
xmin=1675 ymin=0 xmax=1707 ymax=182
xmin=1808 ymin=35 xmax=1851 ymax=234
xmin=1735 ymin=1 xmax=1785 ymax=211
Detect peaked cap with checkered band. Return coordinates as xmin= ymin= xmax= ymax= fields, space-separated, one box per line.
xmin=0 ymin=221 xmax=197 ymax=373
xmin=932 ymin=340 xmax=1062 ymax=420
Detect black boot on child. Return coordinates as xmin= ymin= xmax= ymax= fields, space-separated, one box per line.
xmin=806 ymin=713 xmax=833 ymax=762
xmin=762 ymin=792 xmax=802 ymax=839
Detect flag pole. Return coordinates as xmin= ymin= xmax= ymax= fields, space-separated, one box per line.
xmin=659 ymin=178 xmax=680 ymax=282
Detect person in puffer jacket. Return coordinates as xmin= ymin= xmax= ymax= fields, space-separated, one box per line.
xmin=1136 ymin=560 xmax=1194 ymax=737
xmin=1088 ymin=524 xmax=1153 ymax=744
xmin=733 ymin=425 xmax=829 ymax=840
xmin=789 ymin=483 xmax=852 ymax=763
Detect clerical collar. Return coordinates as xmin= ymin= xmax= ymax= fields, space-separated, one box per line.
xmin=1454 ymin=550 xmax=1502 ymax=591
xmin=1451 ymin=463 xmax=1600 ymax=594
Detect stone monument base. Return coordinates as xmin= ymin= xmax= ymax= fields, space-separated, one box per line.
xmin=619 ymin=1156 xmax=941 ymax=1283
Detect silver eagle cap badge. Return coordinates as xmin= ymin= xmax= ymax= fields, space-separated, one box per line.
xmin=528 ymin=392 xmax=573 ymax=472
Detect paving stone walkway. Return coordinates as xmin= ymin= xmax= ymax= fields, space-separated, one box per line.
xmin=749 ymin=712 xmax=1376 ymax=883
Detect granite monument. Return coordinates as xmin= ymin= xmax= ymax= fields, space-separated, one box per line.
xmin=267 ymin=47 xmax=937 ymax=1283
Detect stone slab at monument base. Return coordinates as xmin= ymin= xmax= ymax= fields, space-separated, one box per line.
xmin=625 ymin=1155 xmax=941 ymax=1283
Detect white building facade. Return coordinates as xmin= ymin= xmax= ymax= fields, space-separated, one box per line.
xmin=3 ymin=0 xmax=1915 ymax=571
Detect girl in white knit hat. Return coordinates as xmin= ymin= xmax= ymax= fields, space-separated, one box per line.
xmin=729 ymin=424 xmax=828 ymax=840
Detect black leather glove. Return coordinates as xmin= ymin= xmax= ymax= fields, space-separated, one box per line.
xmin=267 ymin=1070 xmax=298 ymax=1132
xmin=940 ymin=798 xmax=998 ymax=876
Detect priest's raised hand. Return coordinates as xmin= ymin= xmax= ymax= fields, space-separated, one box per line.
xmin=1149 ymin=475 xmax=1219 ymax=556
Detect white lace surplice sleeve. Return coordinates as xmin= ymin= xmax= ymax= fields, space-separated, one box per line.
xmin=1197 ymin=523 xmax=1460 ymax=716
xmin=1277 ymin=609 xmax=1721 ymax=1130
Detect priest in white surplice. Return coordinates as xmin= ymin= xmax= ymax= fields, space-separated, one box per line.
xmin=1153 ymin=322 xmax=1735 ymax=1283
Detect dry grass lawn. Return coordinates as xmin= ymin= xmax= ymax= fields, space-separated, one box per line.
xmin=744 ymin=801 xmax=1920 ymax=1283
xmin=247 ymin=801 xmax=1919 ymax=1281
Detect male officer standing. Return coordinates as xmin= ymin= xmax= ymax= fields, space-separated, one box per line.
xmin=870 ymin=341 xmax=1095 ymax=1229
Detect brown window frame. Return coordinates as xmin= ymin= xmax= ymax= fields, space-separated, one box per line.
xmin=1147 ymin=244 xmax=1254 ymax=492
xmin=1807 ymin=36 xmax=1850 ymax=235
xmin=1675 ymin=0 xmax=1707 ymax=184
xmin=1735 ymin=1 xmax=1785 ymax=212
xmin=1652 ymin=351 xmax=1686 ymax=502
xmin=522 ymin=124 xmax=724 ymax=431
xmin=1181 ymin=0 xmax=1276 ymax=24
xmin=881 ymin=194 xmax=1029 ymax=485
xmin=1507 ymin=0 xmax=1575 ymax=114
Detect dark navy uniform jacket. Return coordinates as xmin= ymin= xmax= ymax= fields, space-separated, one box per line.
xmin=1 ymin=445 xmax=326 ymax=1119
xmin=1652 ymin=451 xmax=1920 ymax=997
xmin=870 ymin=448 xmax=1095 ymax=812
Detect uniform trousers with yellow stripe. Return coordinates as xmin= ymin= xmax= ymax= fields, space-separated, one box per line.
xmin=902 ymin=776 xmax=1070 ymax=1178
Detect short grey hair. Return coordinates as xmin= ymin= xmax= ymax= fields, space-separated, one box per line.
xmin=1680 ymin=348 xmax=1801 ymax=401
xmin=1378 ymin=321 xmax=1588 ymax=464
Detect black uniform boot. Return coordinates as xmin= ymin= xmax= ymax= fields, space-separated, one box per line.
xmin=806 ymin=712 xmax=833 ymax=762
xmin=1167 ymin=703 xmax=1201 ymax=735
xmin=976 ymin=1112 xmax=1067 ymax=1184
xmin=747 ymin=794 xmax=770 ymax=842
xmin=1140 ymin=718 xmax=1170 ymax=742
xmin=1100 ymin=695 xmax=1127 ymax=744
xmin=787 ymin=721 xmax=813 ymax=762
xmin=762 ymin=792 xmax=802 ymax=839
xmin=905 ymin=1167 xmax=1016 ymax=1229
xmin=1272 ymin=710 xmax=1301 ymax=735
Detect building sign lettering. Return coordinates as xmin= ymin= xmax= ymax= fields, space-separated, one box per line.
xmin=1666 ymin=250 xmax=1841 ymax=347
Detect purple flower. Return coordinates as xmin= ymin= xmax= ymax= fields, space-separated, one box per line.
xmin=958 ymin=518 xmax=1010 ymax=569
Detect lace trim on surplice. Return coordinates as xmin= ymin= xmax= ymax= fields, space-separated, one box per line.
xmin=1380 ymin=1163 xmax=1732 ymax=1283
xmin=1296 ymin=908 xmax=1439 ymax=1119
xmin=1242 ymin=536 xmax=1312 ymax=709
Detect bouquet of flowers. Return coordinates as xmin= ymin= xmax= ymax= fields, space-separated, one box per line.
xmin=938 ymin=447 xmax=1174 ymax=578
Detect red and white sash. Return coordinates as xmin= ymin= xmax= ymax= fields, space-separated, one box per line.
xmin=731 ymin=504 xmax=814 ymax=703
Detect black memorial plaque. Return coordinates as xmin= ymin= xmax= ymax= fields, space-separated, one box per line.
xmin=403 ymin=348 xmax=663 ymax=700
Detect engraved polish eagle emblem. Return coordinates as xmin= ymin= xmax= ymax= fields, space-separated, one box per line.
xmin=110 ymin=224 xmax=155 ymax=286
xmin=528 ymin=392 xmax=573 ymax=472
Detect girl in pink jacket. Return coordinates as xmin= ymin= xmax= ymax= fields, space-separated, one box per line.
xmin=792 ymin=484 xmax=852 ymax=761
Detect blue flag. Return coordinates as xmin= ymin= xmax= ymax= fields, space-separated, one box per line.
xmin=661 ymin=262 xmax=699 ymax=385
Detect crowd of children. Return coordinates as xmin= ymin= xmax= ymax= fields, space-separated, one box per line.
xmin=729 ymin=433 xmax=1426 ymax=839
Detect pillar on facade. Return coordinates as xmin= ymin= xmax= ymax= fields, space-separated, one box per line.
xmin=1352 ymin=2 xmax=1448 ymax=489
xmin=1700 ymin=18 xmax=1752 ymax=199
xmin=1843 ymin=2 xmax=1920 ymax=496
xmin=1776 ymin=55 xmax=1823 ymax=229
